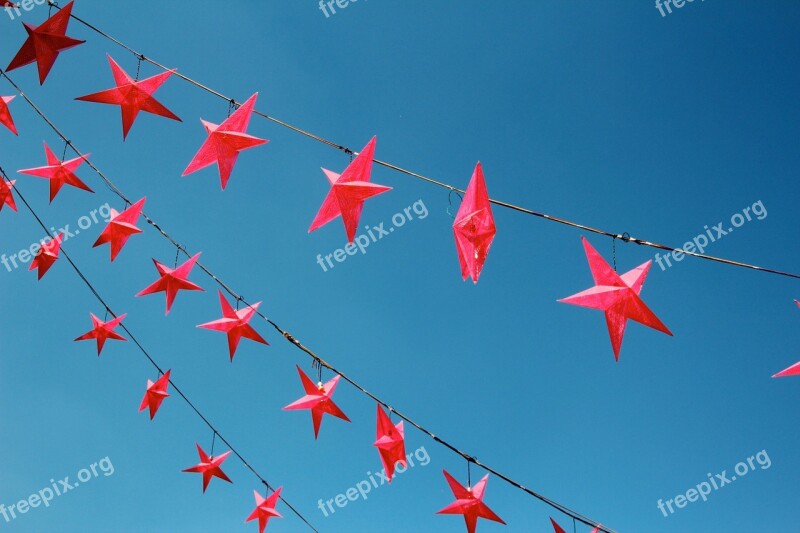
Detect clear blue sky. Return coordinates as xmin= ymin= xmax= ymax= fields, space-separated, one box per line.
xmin=1 ymin=1 xmax=798 ymax=532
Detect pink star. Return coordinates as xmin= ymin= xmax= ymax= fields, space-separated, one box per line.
xmin=182 ymin=443 xmax=232 ymax=493
xmin=453 ymin=162 xmax=496 ymax=283
xmin=136 ymin=253 xmax=204 ymax=315
xmin=29 ymin=232 xmax=63 ymax=279
xmin=74 ymin=313 xmax=127 ymax=355
xmin=283 ymin=366 xmax=350 ymax=439
xmin=245 ymin=487 xmax=283 ymax=533
xmin=437 ymin=470 xmax=506 ymax=533
xmin=18 ymin=142 xmax=93 ymax=203
xmin=139 ymin=369 xmax=171 ymax=419
xmin=0 ymin=179 xmax=17 ymax=213
xmin=197 ymin=290 xmax=268 ymax=361
xmin=92 ymin=198 xmax=145 ymax=261
xmin=373 ymin=405 xmax=406 ymax=483
xmin=0 ymin=96 xmax=18 ymax=135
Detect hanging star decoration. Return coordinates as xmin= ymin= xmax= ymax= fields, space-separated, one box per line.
xmin=245 ymin=487 xmax=283 ymax=533
xmin=558 ymin=236 xmax=672 ymax=361
xmin=1 ymin=96 xmax=18 ymax=135
xmin=197 ymin=290 xmax=268 ymax=361
xmin=373 ymin=405 xmax=406 ymax=483
xmin=0 ymin=179 xmax=17 ymax=214
xmin=76 ymin=54 xmax=181 ymax=140
xmin=139 ymin=369 xmax=171 ymax=419
xmin=453 ymin=162 xmax=496 ymax=283
xmin=183 ymin=93 xmax=268 ymax=190
xmin=182 ymin=443 xmax=232 ymax=493
xmin=18 ymin=141 xmax=93 ymax=203
xmin=29 ymin=232 xmax=63 ymax=279
xmin=283 ymin=365 xmax=350 ymax=439
xmin=308 ymin=136 xmax=391 ymax=243
xmin=74 ymin=313 xmax=127 ymax=355
xmin=5 ymin=0 xmax=84 ymax=84
xmin=437 ymin=470 xmax=505 ymax=533
xmin=92 ymin=197 xmax=145 ymax=261
xmin=136 ymin=253 xmax=204 ymax=315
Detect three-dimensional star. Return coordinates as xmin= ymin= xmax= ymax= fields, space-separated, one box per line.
xmin=197 ymin=290 xmax=268 ymax=361
xmin=283 ymin=365 xmax=350 ymax=439
xmin=136 ymin=253 xmax=204 ymax=315
xmin=0 ymin=179 xmax=17 ymax=213
xmin=558 ymin=237 xmax=672 ymax=361
xmin=18 ymin=141 xmax=93 ymax=202
xmin=139 ymin=369 xmax=171 ymax=419
xmin=437 ymin=470 xmax=506 ymax=533
xmin=453 ymin=162 xmax=496 ymax=283
xmin=245 ymin=487 xmax=283 ymax=533
xmin=29 ymin=232 xmax=63 ymax=279
xmin=373 ymin=405 xmax=406 ymax=482
xmin=74 ymin=313 xmax=127 ymax=356
xmin=308 ymin=136 xmax=391 ymax=243
xmin=182 ymin=443 xmax=232 ymax=493
xmin=5 ymin=0 xmax=84 ymax=84
xmin=92 ymin=197 xmax=145 ymax=261
xmin=76 ymin=54 xmax=181 ymax=140
xmin=1 ymin=96 xmax=18 ymax=135
xmin=183 ymin=93 xmax=268 ymax=190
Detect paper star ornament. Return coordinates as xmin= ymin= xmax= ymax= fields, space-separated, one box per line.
xmin=18 ymin=142 xmax=93 ymax=202
xmin=29 ymin=232 xmax=63 ymax=279
xmin=0 ymin=179 xmax=17 ymax=213
xmin=182 ymin=443 xmax=232 ymax=493
xmin=1 ymin=96 xmax=18 ymax=135
xmin=245 ymin=487 xmax=283 ymax=533
xmin=136 ymin=253 xmax=204 ymax=314
xmin=197 ymin=290 xmax=268 ymax=361
xmin=437 ymin=470 xmax=505 ymax=533
xmin=92 ymin=197 xmax=145 ymax=261
xmin=283 ymin=366 xmax=350 ymax=438
xmin=453 ymin=162 xmax=496 ymax=283
xmin=74 ymin=313 xmax=127 ymax=355
xmin=139 ymin=369 xmax=171 ymax=419
xmin=373 ymin=405 xmax=406 ymax=483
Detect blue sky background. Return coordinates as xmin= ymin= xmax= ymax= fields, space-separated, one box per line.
xmin=1 ymin=1 xmax=798 ymax=532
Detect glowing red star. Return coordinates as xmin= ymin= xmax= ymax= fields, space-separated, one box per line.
xmin=183 ymin=93 xmax=268 ymax=190
xmin=454 ymin=162 xmax=496 ymax=283
xmin=558 ymin=237 xmax=672 ymax=361
xmin=139 ymin=369 xmax=171 ymax=419
xmin=182 ymin=443 xmax=232 ymax=493
xmin=1 ymin=96 xmax=18 ymax=135
xmin=373 ymin=405 xmax=406 ymax=483
xmin=76 ymin=54 xmax=181 ymax=140
xmin=92 ymin=197 xmax=145 ymax=261
xmin=18 ymin=142 xmax=93 ymax=203
xmin=74 ymin=313 xmax=127 ymax=355
xmin=136 ymin=253 xmax=204 ymax=315
xmin=437 ymin=470 xmax=506 ymax=533
xmin=29 ymin=232 xmax=63 ymax=279
xmin=197 ymin=290 xmax=268 ymax=361
xmin=5 ymin=1 xmax=84 ymax=84
xmin=283 ymin=366 xmax=350 ymax=439
xmin=0 ymin=179 xmax=17 ymax=213
xmin=245 ymin=487 xmax=283 ymax=533
xmin=308 ymin=136 xmax=391 ymax=243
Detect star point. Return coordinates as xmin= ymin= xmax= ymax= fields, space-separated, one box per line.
xmin=0 ymin=179 xmax=18 ymax=213
xmin=0 ymin=96 xmax=19 ymax=135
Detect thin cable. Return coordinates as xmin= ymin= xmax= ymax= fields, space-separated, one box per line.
xmin=47 ymin=1 xmax=800 ymax=281
xmin=1 ymin=168 xmax=319 ymax=533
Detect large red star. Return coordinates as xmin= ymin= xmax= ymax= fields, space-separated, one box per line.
xmin=0 ymin=179 xmax=17 ymax=214
xmin=183 ymin=93 xmax=268 ymax=190
xmin=197 ymin=290 xmax=268 ymax=361
xmin=29 ymin=232 xmax=63 ymax=279
xmin=308 ymin=136 xmax=391 ymax=243
xmin=5 ymin=0 xmax=84 ymax=84
xmin=76 ymin=54 xmax=181 ymax=140
xmin=18 ymin=141 xmax=93 ymax=203
xmin=558 ymin=237 xmax=672 ymax=361
xmin=283 ymin=366 xmax=350 ymax=439
xmin=437 ymin=470 xmax=506 ymax=533
xmin=245 ymin=487 xmax=283 ymax=533
xmin=182 ymin=443 xmax=232 ymax=493
xmin=453 ymin=162 xmax=496 ymax=283
xmin=74 ymin=313 xmax=127 ymax=355
xmin=373 ymin=405 xmax=406 ymax=483
xmin=92 ymin=197 xmax=145 ymax=261
xmin=1 ymin=96 xmax=18 ymax=135
xmin=136 ymin=253 xmax=204 ymax=315
xmin=139 ymin=369 xmax=171 ymax=419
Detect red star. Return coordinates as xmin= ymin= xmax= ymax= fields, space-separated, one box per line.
xmin=453 ymin=162 xmax=496 ymax=283
xmin=283 ymin=366 xmax=350 ymax=439
xmin=5 ymin=0 xmax=84 ymax=84
xmin=74 ymin=313 xmax=127 ymax=355
xmin=29 ymin=232 xmax=63 ymax=279
xmin=245 ymin=487 xmax=283 ymax=533
xmin=92 ymin=197 xmax=145 ymax=261
xmin=1 ymin=96 xmax=18 ymax=135
xmin=76 ymin=54 xmax=181 ymax=140
xmin=139 ymin=369 xmax=171 ymax=419
xmin=373 ymin=405 xmax=406 ymax=483
xmin=197 ymin=290 xmax=268 ymax=361
xmin=0 ymin=179 xmax=17 ymax=213
xmin=182 ymin=443 xmax=232 ymax=493
xmin=136 ymin=253 xmax=204 ymax=315
xmin=308 ymin=136 xmax=391 ymax=243
xmin=183 ymin=93 xmax=268 ymax=190
xmin=437 ymin=470 xmax=506 ymax=533
xmin=558 ymin=237 xmax=672 ymax=361
xmin=773 ymin=362 xmax=800 ymax=378
xmin=18 ymin=141 xmax=93 ymax=203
